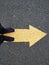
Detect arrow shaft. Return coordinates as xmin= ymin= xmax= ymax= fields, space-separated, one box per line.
xmin=4 ymin=29 xmax=30 ymax=42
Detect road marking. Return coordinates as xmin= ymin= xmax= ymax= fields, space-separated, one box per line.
xmin=4 ymin=25 xmax=47 ymax=47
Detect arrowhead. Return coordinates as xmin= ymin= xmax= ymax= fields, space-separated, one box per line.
xmin=29 ymin=25 xmax=47 ymax=47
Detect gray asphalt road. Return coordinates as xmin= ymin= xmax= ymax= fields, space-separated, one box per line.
xmin=0 ymin=0 xmax=49 ymax=65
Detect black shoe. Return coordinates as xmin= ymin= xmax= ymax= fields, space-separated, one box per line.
xmin=3 ymin=36 xmax=14 ymax=41
xmin=0 ymin=35 xmax=4 ymax=44
xmin=5 ymin=28 xmax=14 ymax=33
xmin=0 ymin=28 xmax=14 ymax=34
xmin=0 ymin=35 xmax=14 ymax=45
xmin=0 ymin=23 xmax=14 ymax=34
xmin=0 ymin=35 xmax=14 ymax=42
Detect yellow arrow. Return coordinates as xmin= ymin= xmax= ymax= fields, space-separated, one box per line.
xmin=4 ymin=25 xmax=47 ymax=47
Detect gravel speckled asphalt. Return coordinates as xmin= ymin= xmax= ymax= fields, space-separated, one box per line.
xmin=0 ymin=0 xmax=49 ymax=65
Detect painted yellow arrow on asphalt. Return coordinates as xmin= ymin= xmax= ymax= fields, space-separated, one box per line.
xmin=4 ymin=25 xmax=47 ymax=47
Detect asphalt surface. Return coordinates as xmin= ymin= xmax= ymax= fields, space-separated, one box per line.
xmin=0 ymin=0 xmax=49 ymax=65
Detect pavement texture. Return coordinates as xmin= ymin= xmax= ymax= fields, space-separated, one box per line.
xmin=0 ymin=0 xmax=49 ymax=65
